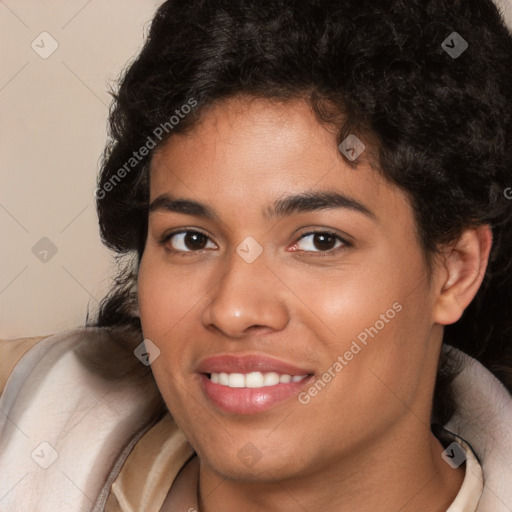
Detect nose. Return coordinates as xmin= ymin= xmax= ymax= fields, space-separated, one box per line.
xmin=201 ymin=250 xmax=289 ymax=338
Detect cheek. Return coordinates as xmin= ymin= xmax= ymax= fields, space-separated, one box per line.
xmin=137 ymin=252 xmax=204 ymax=339
xmin=137 ymin=257 xmax=193 ymax=417
xmin=285 ymin=249 xmax=431 ymax=401
xmin=275 ymin=251 xmax=408 ymax=347
xmin=137 ymin=251 xmax=214 ymax=391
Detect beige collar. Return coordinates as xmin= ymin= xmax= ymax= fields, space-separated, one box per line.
xmin=445 ymin=433 xmax=484 ymax=512
xmin=103 ymin=414 xmax=194 ymax=511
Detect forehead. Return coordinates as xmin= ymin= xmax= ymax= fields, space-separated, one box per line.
xmin=149 ymin=96 xmax=412 ymax=226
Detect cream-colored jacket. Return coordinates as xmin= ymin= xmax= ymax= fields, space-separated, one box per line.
xmin=1 ymin=327 xmax=511 ymax=511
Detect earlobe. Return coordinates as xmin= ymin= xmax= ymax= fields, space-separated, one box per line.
xmin=433 ymin=225 xmax=493 ymax=326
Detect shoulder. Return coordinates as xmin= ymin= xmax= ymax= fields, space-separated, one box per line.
xmin=0 ymin=327 xmax=189 ymax=511
xmin=0 ymin=333 xmax=51 ymax=394
xmin=444 ymin=346 xmax=512 ymax=512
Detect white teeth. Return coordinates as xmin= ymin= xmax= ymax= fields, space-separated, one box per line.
xmin=263 ymin=372 xmax=280 ymax=386
xmin=228 ymin=373 xmax=245 ymax=388
xmin=246 ymin=372 xmax=264 ymax=388
xmin=209 ymin=371 xmax=308 ymax=388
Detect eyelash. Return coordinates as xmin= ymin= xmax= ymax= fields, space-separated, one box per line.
xmin=158 ymin=229 xmax=352 ymax=257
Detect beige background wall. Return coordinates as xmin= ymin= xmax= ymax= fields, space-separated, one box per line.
xmin=1 ymin=0 xmax=511 ymax=339
xmin=0 ymin=1 xmax=161 ymax=338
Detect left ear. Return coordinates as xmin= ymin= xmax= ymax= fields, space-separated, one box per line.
xmin=432 ymin=225 xmax=493 ymax=326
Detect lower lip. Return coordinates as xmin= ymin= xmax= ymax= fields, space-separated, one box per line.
xmin=200 ymin=374 xmax=314 ymax=415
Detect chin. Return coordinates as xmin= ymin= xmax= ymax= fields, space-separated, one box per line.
xmin=197 ymin=439 xmax=310 ymax=481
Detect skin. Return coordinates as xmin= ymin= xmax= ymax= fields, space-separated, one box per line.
xmin=137 ymin=95 xmax=492 ymax=512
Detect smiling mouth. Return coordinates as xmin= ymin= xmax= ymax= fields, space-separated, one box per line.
xmin=199 ymin=371 xmax=315 ymax=415
xmin=196 ymin=353 xmax=315 ymax=414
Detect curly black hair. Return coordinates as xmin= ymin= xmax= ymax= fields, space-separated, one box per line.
xmin=87 ymin=0 xmax=512 ymax=428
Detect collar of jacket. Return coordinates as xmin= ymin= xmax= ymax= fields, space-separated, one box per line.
xmin=443 ymin=345 xmax=512 ymax=511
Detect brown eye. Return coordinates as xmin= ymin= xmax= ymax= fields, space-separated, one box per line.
xmin=312 ymin=233 xmax=337 ymax=251
xmin=184 ymin=232 xmax=208 ymax=250
xmin=295 ymin=232 xmax=346 ymax=253
xmin=166 ymin=231 xmax=216 ymax=252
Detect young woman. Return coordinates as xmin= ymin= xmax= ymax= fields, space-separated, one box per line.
xmin=1 ymin=0 xmax=512 ymax=511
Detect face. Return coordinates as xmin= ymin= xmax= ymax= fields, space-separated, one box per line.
xmin=137 ymin=96 xmax=443 ymax=482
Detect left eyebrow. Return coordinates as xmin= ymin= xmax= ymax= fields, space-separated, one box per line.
xmin=148 ymin=190 xmax=377 ymax=223
xmin=263 ymin=191 xmax=377 ymax=222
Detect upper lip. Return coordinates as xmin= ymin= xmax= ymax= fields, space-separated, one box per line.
xmin=196 ymin=354 xmax=314 ymax=375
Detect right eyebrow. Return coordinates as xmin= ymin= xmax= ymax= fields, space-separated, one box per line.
xmin=149 ymin=194 xmax=217 ymax=219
